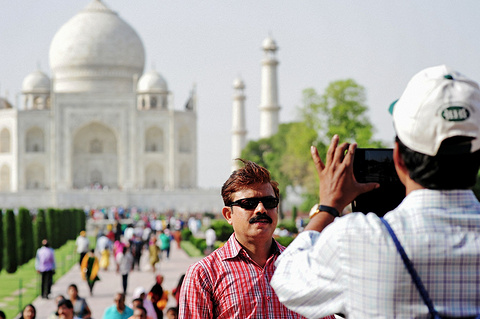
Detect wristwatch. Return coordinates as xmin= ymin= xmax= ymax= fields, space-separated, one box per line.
xmin=309 ymin=204 xmax=340 ymax=219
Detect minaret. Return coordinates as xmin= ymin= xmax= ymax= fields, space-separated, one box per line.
xmin=259 ymin=36 xmax=280 ymax=138
xmin=231 ymin=77 xmax=247 ymax=171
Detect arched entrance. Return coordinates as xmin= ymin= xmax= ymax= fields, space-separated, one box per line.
xmin=72 ymin=123 xmax=118 ymax=189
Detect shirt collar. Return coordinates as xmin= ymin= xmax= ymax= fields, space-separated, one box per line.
xmin=402 ymin=189 xmax=479 ymax=210
xmin=221 ymin=233 xmax=283 ymax=261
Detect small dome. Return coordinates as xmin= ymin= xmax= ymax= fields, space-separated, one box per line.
xmin=0 ymin=97 xmax=13 ymax=110
xmin=137 ymin=70 xmax=168 ymax=93
xmin=22 ymin=70 xmax=51 ymax=93
xmin=262 ymin=36 xmax=278 ymax=51
xmin=233 ymin=77 xmax=245 ymax=90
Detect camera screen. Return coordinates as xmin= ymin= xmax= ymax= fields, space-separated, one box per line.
xmin=352 ymin=148 xmax=405 ymax=217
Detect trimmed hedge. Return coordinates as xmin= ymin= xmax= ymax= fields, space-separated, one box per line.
xmin=4 ymin=209 xmax=18 ymax=273
xmin=189 ymin=237 xmax=207 ymax=253
xmin=46 ymin=208 xmax=58 ymax=248
xmin=35 ymin=209 xmax=47 ymax=250
xmin=0 ymin=210 xmax=2 ymax=273
xmin=276 ymin=220 xmax=298 ymax=234
xmin=17 ymin=207 xmax=34 ymax=266
xmin=181 ymin=228 xmax=193 ymax=241
xmin=275 ymin=236 xmax=295 ymax=247
xmin=211 ymin=220 xmax=233 ymax=241
xmin=1 ymin=207 xmax=85 ymax=274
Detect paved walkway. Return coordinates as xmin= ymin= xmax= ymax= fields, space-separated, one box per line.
xmin=32 ymin=244 xmax=202 ymax=319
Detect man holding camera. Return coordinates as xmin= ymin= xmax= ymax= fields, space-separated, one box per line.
xmin=271 ymin=65 xmax=480 ymax=317
xmin=179 ymin=159 xmax=335 ymax=318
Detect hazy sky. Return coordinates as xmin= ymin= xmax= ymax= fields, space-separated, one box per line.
xmin=1 ymin=1 xmax=480 ymax=188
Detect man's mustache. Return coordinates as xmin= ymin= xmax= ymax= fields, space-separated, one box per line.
xmin=249 ymin=214 xmax=273 ymax=224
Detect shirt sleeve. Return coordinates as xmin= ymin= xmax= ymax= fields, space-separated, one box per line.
xmin=179 ymin=262 xmax=214 ymax=318
xmin=271 ymin=227 xmax=345 ymax=318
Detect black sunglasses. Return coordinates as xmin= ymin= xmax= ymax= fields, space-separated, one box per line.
xmin=230 ymin=196 xmax=279 ymax=210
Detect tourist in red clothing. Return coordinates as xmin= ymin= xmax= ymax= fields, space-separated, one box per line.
xmin=179 ymin=159 xmax=335 ymax=319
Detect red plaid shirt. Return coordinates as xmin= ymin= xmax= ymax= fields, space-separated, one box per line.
xmin=179 ymin=234 xmax=336 ymax=319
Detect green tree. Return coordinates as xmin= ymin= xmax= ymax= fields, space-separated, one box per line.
xmin=242 ymin=122 xmax=317 ymax=196
xmin=298 ymin=80 xmax=384 ymax=209
xmin=56 ymin=209 xmax=66 ymax=247
xmin=46 ymin=208 xmax=58 ymax=248
xmin=242 ymin=123 xmax=315 ymax=219
xmin=0 ymin=210 xmax=3 ymax=273
xmin=35 ymin=209 xmax=47 ymax=250
xmin=75 ymin=208 xmax=84 ymax=236
xmin=301 ymin=80 xmax=384 ymax=148
xmin=17 ymin=207 xmax=33 ymax=265
xmin=79 ymin=209 xmax=86 ymax=233
xmin=4 ymin=209 xmax=18 ymax=273
xmin=243 ymin=79 xmax=384 ymax=211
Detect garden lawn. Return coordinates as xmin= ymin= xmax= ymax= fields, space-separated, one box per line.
xmin=0 ymin=240 xmax=77 ymax=319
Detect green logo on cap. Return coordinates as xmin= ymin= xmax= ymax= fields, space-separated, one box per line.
xmin=441 ymin=106 xmax=470 ymax=121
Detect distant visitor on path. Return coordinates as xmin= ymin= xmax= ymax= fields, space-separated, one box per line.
xmin=19 ymin=304 xmax=36 ymax=319
xmin=66 ymin=284 xmax=91 ymax=319
xmin=148 ymin=274 xmax=166 ymax=319
xmin=75 ymin=231 xmax=90 ymax=266
xmin=148 ymin=236 xmax=161 ymax=273
xmin=57 ymin=299 xmax=75 ymax=319
xmin=204 ymin=227 xmax=216 ymax=254
xmin=117 ymin=246 xmax=134 ymax=295
xmin=179 ymin=159 xmax=334 ymax=318
xmin=102 ymin=293 xmax=133 ymax=319
xmin=96 ymin=232 xmax=112 ymax=270
xmin=81 ymin=249 xmax=100 ymax=295
xmin=35 ymin=239 xmax=56 ymax=299
xmin=132 ymin=287 xmax=157 ymax=319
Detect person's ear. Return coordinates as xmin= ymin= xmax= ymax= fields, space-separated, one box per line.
xmin=222 ymin=206 xmax=233 ymax=225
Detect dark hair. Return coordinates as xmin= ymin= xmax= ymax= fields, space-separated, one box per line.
xmin=20 ymin=304 xmax=36 ymax=319
xmin=68 ymin=284 xmax=78 ymax=292
xmin=132 ymin=298 xmax=143 ymax=306
xmin=57 ymin=299 xmax=73 ymax=309
xmin=221 ymin=159 xmax=279 ymax=205
xmin=397 ymin=136 xmax=480 ymax=189
xmin=0 ymin=310 xmax=5 ymax=319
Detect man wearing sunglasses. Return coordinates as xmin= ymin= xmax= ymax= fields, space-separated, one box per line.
xmin=179 ymin=159 xmax=335 ymax=318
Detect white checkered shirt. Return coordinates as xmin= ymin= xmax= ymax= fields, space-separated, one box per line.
xmin=271 ymin=189 xmax=480 ymax=318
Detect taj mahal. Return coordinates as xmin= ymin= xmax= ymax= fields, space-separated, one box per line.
xmin=0 ymin=0 xmax=281 ymax=212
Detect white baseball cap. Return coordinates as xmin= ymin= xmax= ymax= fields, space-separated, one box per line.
xmin=390 ymin=65 xmax=480 ymax=156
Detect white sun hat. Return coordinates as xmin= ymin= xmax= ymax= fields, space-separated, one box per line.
xmin=390 ymin=65 xmax=480 ymax=156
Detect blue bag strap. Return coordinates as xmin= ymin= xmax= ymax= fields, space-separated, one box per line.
xmin=380 ymin=218 xmax=440 ymax=319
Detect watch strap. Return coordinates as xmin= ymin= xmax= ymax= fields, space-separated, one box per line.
xmin=318 ymin=205 xmax=340 ymax=218
xmin=309 ymin=204 xmax=340 ymax=218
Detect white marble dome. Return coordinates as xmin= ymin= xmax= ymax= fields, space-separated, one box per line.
xmin=22 ymin=70 xmax=51 ymax=93
xmin=49 ymin=0 xmax=145 ymax=93
xmin=137 ymin=70 xmax=168 ymax=93
xmin=262 ymin=36 xmax=278 ymax=51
